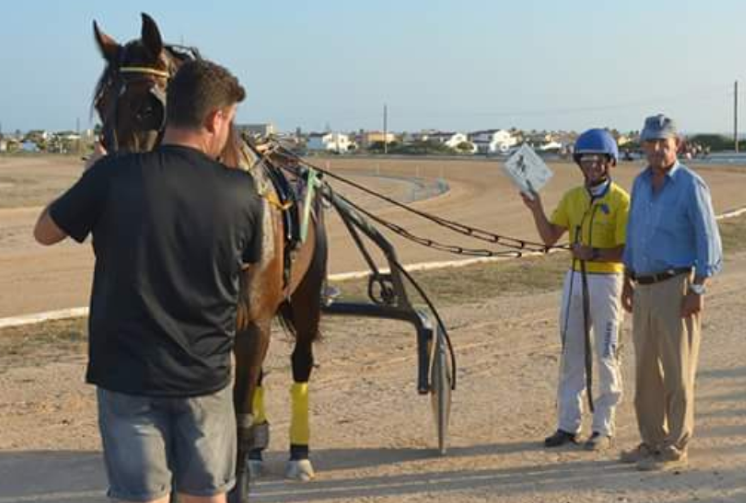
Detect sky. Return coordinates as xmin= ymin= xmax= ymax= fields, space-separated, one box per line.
xmin=2 ymin=0 xmax=746 ymax=135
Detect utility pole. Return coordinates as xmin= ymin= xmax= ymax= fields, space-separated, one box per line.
xmin=383 ymin=103 xmax=388 ymax=155
xmin=734 ymin=80 xmax=739 ymax=153
xmin=76 ymin=117 xmax=82 ymax=156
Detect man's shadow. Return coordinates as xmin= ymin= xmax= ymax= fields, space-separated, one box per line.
xmin=0 ymin=451 xmax=107 ymax=503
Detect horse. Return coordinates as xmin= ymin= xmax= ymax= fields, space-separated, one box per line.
xmin=91 ymin=12 xmax=327 ymax=493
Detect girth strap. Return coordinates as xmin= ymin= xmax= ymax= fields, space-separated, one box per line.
xmin=261 ymin=160 xmax=301 ymax=288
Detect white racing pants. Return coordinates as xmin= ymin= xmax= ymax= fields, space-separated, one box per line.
xmin=556 ymin=270 xmax=623 ymax=437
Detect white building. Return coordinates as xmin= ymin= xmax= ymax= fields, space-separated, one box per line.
xmin=237 ymin=123 xmax=275 ymax=138
xmin=426 ymin=132 xmax=469 ymax=150
xmin=307 ymin=133 xmax=351 ymax=153
xmin=470 ymin=129 xmax=518 ymax=154
xmin=537 ymin=140 xmax=563 ymax=152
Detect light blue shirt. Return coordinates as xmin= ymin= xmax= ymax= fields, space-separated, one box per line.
xmin=623 ymin=161 xmax=723 ymax=278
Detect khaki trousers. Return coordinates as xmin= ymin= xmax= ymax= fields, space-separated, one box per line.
xmin=632 ymin=273 xmax=701 ymax=452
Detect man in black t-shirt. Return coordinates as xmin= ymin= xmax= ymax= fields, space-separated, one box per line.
xmin=34 ymin=60 xmax=262 ymax=503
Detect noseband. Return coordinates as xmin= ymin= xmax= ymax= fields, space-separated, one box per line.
xmin=96 ymin=46 xmax=200 ymax=152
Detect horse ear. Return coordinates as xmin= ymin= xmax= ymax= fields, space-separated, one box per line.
xmin=93 ymin=20 xmax=120 ymax=63
xmin=140 ymin=13 xmax=163 ymax=59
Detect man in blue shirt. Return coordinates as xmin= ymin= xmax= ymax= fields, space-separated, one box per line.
xmin=620 ymin=114 xmax=722 ymax=471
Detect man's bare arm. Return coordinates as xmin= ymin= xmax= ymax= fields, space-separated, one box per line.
xmin=33 ymin=205 xmax=68 ymax=246
xmin=520 ymin=192 xmax=566 ymax=246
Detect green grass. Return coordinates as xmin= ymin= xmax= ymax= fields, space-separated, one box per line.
xmin=719 ymin=214 xmax=746 ymax=255
xmin=0 ymin=318 xmax=87 ymax=372
xmin=330 ymin=252 xmax=567 ymax=308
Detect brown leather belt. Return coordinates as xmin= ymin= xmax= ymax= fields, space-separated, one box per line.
xmin=632 ymin=267 xmax=691 ymax=285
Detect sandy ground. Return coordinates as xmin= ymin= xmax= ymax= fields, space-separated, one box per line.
xmin=1 ymin=154 xmax=745 ymax=502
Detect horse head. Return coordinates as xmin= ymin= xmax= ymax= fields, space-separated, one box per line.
xmin=92 ymin=13 xmax=193 ymax=152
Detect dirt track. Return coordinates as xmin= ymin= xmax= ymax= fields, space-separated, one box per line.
xmin=2 ymin=155 xmax=746 ymax=318
xmin=1 ymin=155 xmax=746 ymax=502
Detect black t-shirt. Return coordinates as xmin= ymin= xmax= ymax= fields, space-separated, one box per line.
xmin=50 ymin=145 xmax=264 ymax=397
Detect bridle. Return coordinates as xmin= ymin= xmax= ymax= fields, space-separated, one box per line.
xmin=95 ymin=45 xmax=199 ymax=152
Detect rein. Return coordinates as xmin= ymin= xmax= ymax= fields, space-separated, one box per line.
xmin=274 ymin=145 xmax=572 ymax=257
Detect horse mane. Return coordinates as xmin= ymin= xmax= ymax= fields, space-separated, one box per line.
xmin=91 ymin=61 xmax=116 ymax=119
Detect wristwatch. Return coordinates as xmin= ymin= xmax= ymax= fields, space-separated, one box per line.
xmin=689 ymin=283 xmax=706 ymax=295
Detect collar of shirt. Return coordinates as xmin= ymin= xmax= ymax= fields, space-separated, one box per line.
xmin=587 ymin=178 xmax=611 ymax=199
xmin=641 ymin=160 xmax=683 ymax=186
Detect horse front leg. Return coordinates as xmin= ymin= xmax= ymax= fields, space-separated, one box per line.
xmin=230 ymin=320 xmax=271 ymax=503
xmin=247 ymin=369 xmax=270 ymax=475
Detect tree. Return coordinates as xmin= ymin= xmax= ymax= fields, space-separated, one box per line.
xmin=688 ymin=134 xmax=731 ymax=152
xmin=455 ymin=141 xmax=475 ymax=153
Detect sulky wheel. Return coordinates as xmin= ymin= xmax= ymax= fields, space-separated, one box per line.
xmin=429 ymin=326 xmax=452 ymax=455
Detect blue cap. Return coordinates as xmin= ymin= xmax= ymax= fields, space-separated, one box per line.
xmin=640 ymin=114 xmax=677 ymax=141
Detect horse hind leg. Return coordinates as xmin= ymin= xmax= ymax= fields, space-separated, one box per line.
xmin=280 ymin=197 xmax=327 ymax=482
xmin=285 ymin=336 xmax=316 ymax=482
xmin=282 ymin=279 xmax=323 ymax=481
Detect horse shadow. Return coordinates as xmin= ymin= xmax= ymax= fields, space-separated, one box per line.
xmin=250 ymin=445 xmax=746 ymax=503
xmin=250 ymin=456 xmax=630 ymax=503
xmin=305 ymin=440 xmax=542 ymax=471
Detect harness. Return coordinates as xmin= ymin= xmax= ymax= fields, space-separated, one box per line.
xmin=94 ymin=45 xmax=308 ymax=289
xmin=240 ymin=141 xmax=312 ymax=288
xmin=94 ymin=44 xmax=199 ymax=152
xmin=569 ymin=180 xmax=612 ymax=414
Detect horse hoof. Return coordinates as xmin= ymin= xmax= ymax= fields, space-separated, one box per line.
xmin=285 ymin=459 xmax=315 ymax=481
xmin=248 ymin=459 xmax=264 ymax=478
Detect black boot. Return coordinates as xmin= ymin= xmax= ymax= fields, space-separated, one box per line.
xmin=544 ymin=429 xmax=578 ymax=447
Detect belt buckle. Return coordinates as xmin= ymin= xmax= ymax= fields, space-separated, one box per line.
xmin=659 ymin=268 xmax=680 ymax=282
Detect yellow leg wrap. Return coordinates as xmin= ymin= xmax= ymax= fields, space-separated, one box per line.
xmin=252 ymin=385 xmax=267 ymax=425
xmin=290 ymin=382 xmax=310 ymax=445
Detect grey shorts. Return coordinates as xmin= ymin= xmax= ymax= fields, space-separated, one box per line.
xmin=96 ymin=385 xmax=236 ymax=502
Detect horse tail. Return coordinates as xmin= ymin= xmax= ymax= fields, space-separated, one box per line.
xmin=277 ymin=300 xmax=299 ymax=339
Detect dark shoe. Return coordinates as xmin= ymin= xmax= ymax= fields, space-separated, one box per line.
xmin=544 ymin=429 xmax=578 ymax=448
xmin=584 ymin=432 xmax=612 ymax=451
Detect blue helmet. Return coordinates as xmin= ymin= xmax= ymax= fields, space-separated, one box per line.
xmin=573 ymin=128 xmax=619 ymax=164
